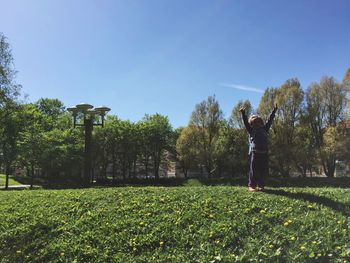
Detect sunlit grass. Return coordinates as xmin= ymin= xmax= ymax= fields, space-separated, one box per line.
xmin=0 ymin=186 xmax=349 ymax=262
xmin=0 ymin=174 xmax=23 ymax=187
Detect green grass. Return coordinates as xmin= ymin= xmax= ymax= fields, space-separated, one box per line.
xmin=0 ymin=186 xmax=349 ymax=262
xmin=0 ymin=174 xmax=23 ymax=187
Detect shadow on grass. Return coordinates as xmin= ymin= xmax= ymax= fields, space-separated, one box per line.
xmin=195 ymin=177 xmax=350 ymax=188
xmin=264 ymin=188 xmax=350 ymax=216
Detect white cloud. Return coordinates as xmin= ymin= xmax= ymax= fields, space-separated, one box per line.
xmin=219 ymin=83 xmax=264 ymax=93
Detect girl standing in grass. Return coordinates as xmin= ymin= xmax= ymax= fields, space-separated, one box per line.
xmin=240 ymin=104 xmax=277 ymax=192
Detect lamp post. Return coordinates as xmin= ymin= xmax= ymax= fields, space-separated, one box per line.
xmin=67 ymin=103 xmax=111 ymax=185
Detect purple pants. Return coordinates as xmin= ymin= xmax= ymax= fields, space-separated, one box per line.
xmin=248 ymin=152 xmax=268 ymax=188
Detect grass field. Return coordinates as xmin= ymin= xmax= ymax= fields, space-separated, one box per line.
xmin=0 ymin=174 xmax=23 ymax=187
xmin=0 ymin=185 xmax=349 ymax=262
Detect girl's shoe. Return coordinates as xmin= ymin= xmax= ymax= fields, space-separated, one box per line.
xmin=256 ymin=187 xmax=265 ymax=191
xmin=248 ymin=187 xmax=257 ymax=192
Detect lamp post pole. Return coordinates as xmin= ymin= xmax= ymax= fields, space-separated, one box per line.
xmin=84 ymin=117 xmax=93 ymax=184
xmin=67 ymin=103 xmax=111 ymax=185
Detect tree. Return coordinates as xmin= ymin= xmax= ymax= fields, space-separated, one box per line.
xmin=0 ymin=33 xmax=21 ymax=189
xmin=306 ymin=76 xmax=347 ymax=177
xmin=40 ymin=128 xmax=83 ymax=183
xmin=189 ymin=95 xmax=223 ymax=178
xmin=257 ymin=79 xmax=304 ymax=177
xmin=16 ymin=104 xmax=45 ymax=188
xmin=176 ymin=125 xmax=200 ymax=177
xmin=0 ymin=33 xmax=20 ymax=104
xmin=141 ymin=114 xmax=173 ymax=180
xmin=229 ymin=100 xmax=252 ymax=128
xmin=35 ymin=98 xmax=65 ymax=130
xmin=342 ymin=68 xmax=350 ymax=117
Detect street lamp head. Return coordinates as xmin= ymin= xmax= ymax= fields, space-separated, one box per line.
xmin=94 ymin=106 xmax=111 ymax=116
xmin=76 ymin=103 xmax=94 ymax=112
xmin=86 ymin=109 xmax=99 ymax=117
xmin=67 ymin=106 xmax=79 ymax=116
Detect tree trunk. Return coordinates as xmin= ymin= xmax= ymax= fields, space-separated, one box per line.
xmin=154 ymin=156 xmax=160 ymax=180
xmin=145 ymin=157 xmax=149 ymax=179
xmin=31 ymin=162 xmax=34 ymax=189
xmin=133 ymin=159 xmax=137 ymax=178
xmin=5 ymin=164 xmax=11 ymax=190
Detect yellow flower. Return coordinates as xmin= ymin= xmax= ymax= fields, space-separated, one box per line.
xmin=60 ymin=252 xmax=65 ymax=256
xmin=284 ymin=222 xmax=289 ymax=226
xmin=300 ymin=246 xmax=306 ymax=250
xmin=312 ymin=241 xmax=317 ymax=244
xmin=209 ymin=231 xmax=214 ymax=238
xmin=159 ymin=241 xmax=164 ymax=246
xmin=290 ymin=236 xmax=296 ymax=241
xmin=16 ymin=250 xmax=21 ymax=254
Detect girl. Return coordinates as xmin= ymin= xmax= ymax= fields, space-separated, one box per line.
xmin=240 ymin=104 xmax=277 ymax=192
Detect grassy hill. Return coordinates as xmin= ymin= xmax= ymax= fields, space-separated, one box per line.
xmin=0 ymin=185 xmax=349 ymax=262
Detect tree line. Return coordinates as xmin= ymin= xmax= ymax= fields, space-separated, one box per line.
xmin=1 ymin=32 xmax=350 ymax=187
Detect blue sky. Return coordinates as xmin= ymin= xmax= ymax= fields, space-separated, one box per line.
xmin=1 ymin=0 xmax=350 ymax=128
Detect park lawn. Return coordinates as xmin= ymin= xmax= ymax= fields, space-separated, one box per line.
xmin=0 ymin=186 xmax=349 ymax=262
xmin=0 ymin=174 xmax=23 ymax=187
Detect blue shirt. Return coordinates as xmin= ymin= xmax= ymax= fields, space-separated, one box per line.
xmin=242 ymin=109 xmax=276 ymax=154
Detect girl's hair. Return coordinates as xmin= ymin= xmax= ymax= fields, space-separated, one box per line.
xmin=248 ymin=115 xmax=264 ymax=128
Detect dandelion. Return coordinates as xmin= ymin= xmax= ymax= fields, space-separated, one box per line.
xmin=209 ymin=231 xmax=214 ymax=238
xmin=209 ymin=214 xmax=215 ymax=219
xmin=337 ymin=220 xmax=342 ymax=224
xmin=159 ymin=241 xmax=164 ymax=246
xmin=312 ymin=241 xmax=317 ymax=244
xmin=300 ymin=246 xmax=306 ymax=250
xmin=290 ymin=236 xmax=296 ymax=241
xmin=16 ymin=250 xmax=21 ymax=254
xmin=284 ymin=222 xmax=289 ymax=226
xmin=60 ymin=252 xmax=65 ymax=256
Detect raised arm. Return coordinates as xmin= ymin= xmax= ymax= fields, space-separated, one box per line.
xmin=240 ymin=107 xmax=252 ymax=134
xmin=264 ymin=104 xmax=278 ymax=131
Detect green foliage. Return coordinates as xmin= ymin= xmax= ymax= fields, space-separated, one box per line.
xmin=229 ymin=100 xmax=252 ymax=128
xmin=0 ymin=186 xmax=349 ymax=262
xmin=0 ymin=32 xmax=20 ymax=104
xmin=189 ymin=95 xmax=224 ymax=177
xmin=0 ymin=32 xmax=22 ymax=186
xmin=176 ymin=125 xmax=200 ymax=177
xmin=306 ymin=76 xmax=348 ymax=177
